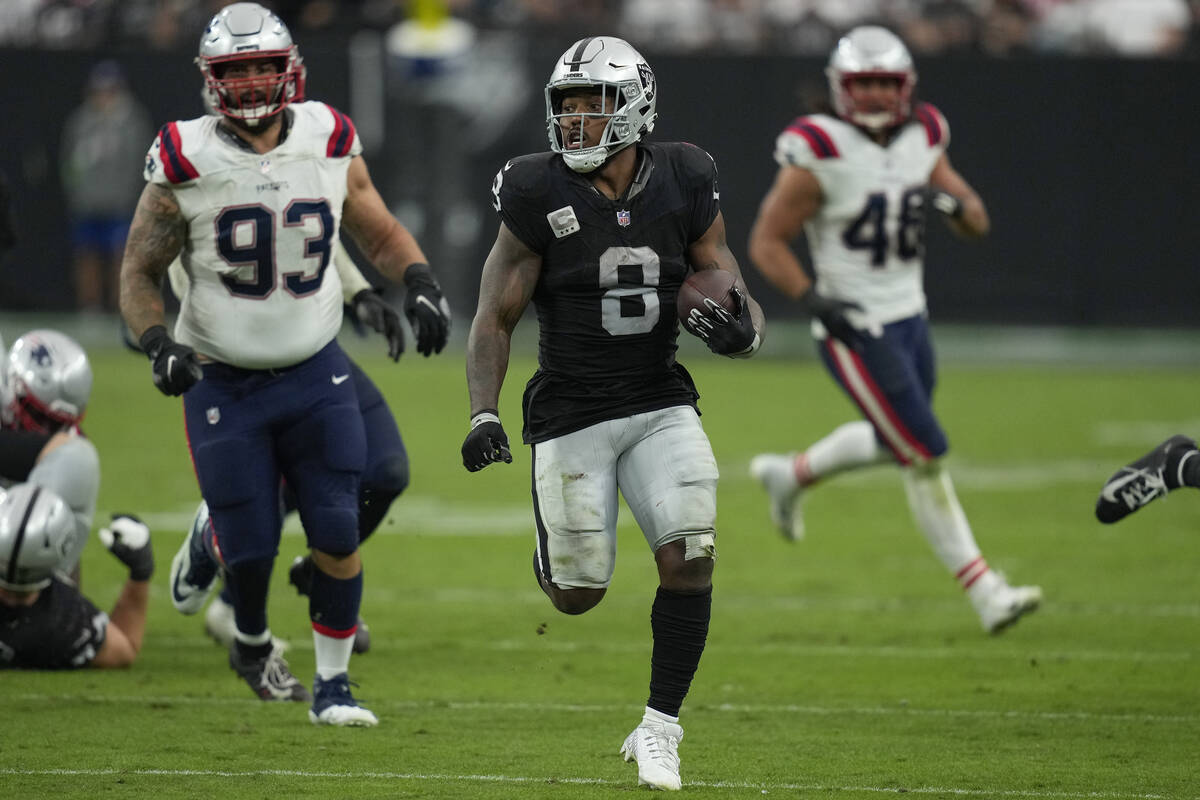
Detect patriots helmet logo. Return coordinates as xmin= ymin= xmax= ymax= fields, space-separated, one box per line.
xmin=29 ymin=343 xmax=53 ymax=366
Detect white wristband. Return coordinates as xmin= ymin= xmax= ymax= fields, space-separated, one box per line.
xmin=470 ymin=412 xmax=501 ymax=430
xmin=728 ymin=332 xmax=762 ymax=359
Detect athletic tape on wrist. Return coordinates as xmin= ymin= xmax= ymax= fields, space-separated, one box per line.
xmin=470 ymin=412 xmax=501 ymax=430
xmin=730 ymin=332 xmax=762 ymax=358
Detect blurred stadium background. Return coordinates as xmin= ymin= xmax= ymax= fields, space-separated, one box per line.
xmin=1 ymin=0 xmax=1198 ymax=335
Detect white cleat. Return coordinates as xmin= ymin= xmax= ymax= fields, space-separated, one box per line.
xmin=749 ymin=453 xmax=805 ymax=541
xmin=309 ymin=673 xmax=378 ymax=727
xmin=204 ymin=595 xmax=287 ymax=652
xmin=168 ymin=502 xmax=219 ymax=614
xmin=620 ymin=720 xmax=683 ymax=791
xmin=972 ymin=581 xmax=1043 ymax=634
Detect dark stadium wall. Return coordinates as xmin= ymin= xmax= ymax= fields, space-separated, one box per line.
xmin=1 ymin=46 xmax=1196 ymax=328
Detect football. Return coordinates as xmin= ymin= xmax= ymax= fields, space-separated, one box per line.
xmin=676 ymin=269 xmax=738 ymax=323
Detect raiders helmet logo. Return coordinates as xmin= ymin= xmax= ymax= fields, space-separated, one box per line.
xmin=637 ymin=63 xmax=655 ymax=103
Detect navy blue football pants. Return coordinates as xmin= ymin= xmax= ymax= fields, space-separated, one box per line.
xmin=817 ymin=314 xmax=949 ymax=466
xmin=184 ymin=339 xmax=366 ymax=567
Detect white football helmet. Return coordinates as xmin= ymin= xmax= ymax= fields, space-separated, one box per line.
xmin=196 ymin=2 xmax=304 ymax=125
xmin=545 ymin=36 xmax=658 ymax=173
xmin=0 ymin=484 xmax=75 ymax=591
xmin=826 ymin=26 xmax=916 ymax=132
xmin=4 ymin=330 xmax=92 ymax=434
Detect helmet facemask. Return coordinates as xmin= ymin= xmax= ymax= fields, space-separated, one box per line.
xmin=545 ymin=37 xmax=657 ymax=173
xmin=195 ymin=2 xmax=303 ymax=127
xmin=547 ymin=81 xmax=637 ymax=173
xmin=826 ymin=26 xmax=916 ymax=133
xmin=3 ymin=330 xmax=92 ymax=435
xmin=200 ymin=50 xmax=302 ymax=125
xmin=8 ymin=386 xmax=83 ymax=434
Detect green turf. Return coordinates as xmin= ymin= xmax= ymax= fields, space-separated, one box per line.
xmin=3 ymin=335 xmax=1198 ymax=799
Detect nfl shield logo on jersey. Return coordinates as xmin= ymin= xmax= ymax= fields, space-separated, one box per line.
xmin=616 ymin=209 xmax=631 ymax=227
xmin=206 ymin=407 xmax=220 ymax=425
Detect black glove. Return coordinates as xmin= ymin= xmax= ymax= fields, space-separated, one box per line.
xmin=928 ymin=188 xmax=964 ymax=220
xmin=99 ymin=514 xmax=154 ymax=581
xmin=139 ymin=325 xmax=203 ymax=396
xmin=682 ymin=289 xmax=760 ymax=358
xmin=402 ymin=263 xmax=451 ymax=357
xmin=798 ymin=289 xmax=863 ymax=349
xmin=461 ymin=410 xmax=513 ymax=472
xmin=353 ymin=288 xmax=405 ymax=361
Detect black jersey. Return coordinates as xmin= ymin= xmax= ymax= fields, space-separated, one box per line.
xmin=492 ymin=142 xmax=721 ymax=443
xmin=0 ymin=577 xmax=108 ymax=669
xmin=0 ymin=429 xmax=54 ymax=484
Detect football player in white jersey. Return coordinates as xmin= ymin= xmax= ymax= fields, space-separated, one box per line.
xmin=167 ymin=243 xmax=414 ymax=657
xmin=747 ymin=26 xmax=1042 ymax=635
xmin=119 ymin=2 xmax=450 ymax=725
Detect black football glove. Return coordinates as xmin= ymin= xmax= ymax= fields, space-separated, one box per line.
xmin=798 ymin=288 xmax=863 ymax=349
xmin=139 ymin=325 xmax=203 ymax=396
xmin=99 ymin=514 xmax=154 ymax=582
xmin=682 ymin=289 xmax=760 ymax=358
xmin=402 ymin=263 xmax=451 ymax=357
xmin=461 ymin=410 xmax=513 ymax=472
xmin=928 ymin=188 xmax=964 ymax=220
xmin=353 ymin=288 xmax=405 ymax=361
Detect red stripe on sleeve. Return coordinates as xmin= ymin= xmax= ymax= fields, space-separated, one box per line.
xmin=786 ymin=124 xmax=827 ymax=160
xmin=916 ymin=103 xmax=944 ymax=147
xmin=167 ymin=122 xmax=199 ymax=182
xmin=158 ymin=129 xmax=180 ymax=184
xmin=325 ymin=108 xmax=345 ymax=158
xmin=324 ymin=104 xmax=357 ymax=158
xmin=802 ymin=121 xmax=839 ymax=158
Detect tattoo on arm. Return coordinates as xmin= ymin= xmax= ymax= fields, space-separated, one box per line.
xmin=119 ymin=184 xmax=186 ymax=338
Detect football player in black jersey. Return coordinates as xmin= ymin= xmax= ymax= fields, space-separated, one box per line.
xmin=2 ymin=329 xmax=104 ymax=586
xmin=461 ymin=36 xmax=764 ymax=791
xmin=0 ymin=483 xmax=154 ymax=669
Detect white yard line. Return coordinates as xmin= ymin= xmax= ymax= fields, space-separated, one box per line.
xmin=11 ymin=694 xmax=1197 ymax=725
xmin=0 ymin=767 xmax=1177 ymax=798
xmin=141 ymin=633 xmax=1197 ymax=662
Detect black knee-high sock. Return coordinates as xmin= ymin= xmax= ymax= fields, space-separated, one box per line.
xmin=647 ymin=586 xmax=712 ymax=717
xmin=226 ymin=557 xmax=273 ymax=655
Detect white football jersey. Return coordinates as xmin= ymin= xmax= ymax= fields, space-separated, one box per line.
xmin=144 ymin=102 xmax=360 ymax=369
xmin=774 ymin=104 xmax=950 ymax=330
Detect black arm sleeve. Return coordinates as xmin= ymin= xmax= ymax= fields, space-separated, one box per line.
xmin=0 ymin=429 xmax=54 ymax=481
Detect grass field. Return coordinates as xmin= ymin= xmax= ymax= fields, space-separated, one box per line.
xmin=3 ymin=328 xmax=1199 ymax=799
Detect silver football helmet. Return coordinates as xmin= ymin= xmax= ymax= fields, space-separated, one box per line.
xmin=0 ymin=484 xmax=75 ymax=591
xmin=826 ymin=26 xmax=916 ymax=132
xmin=196 ymin=2 xmax=304 ymax=125
xmin=545 ymin=36 xmax=658 ymax=173
xmin=4 ymin=330 xmax=92 ymax=434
